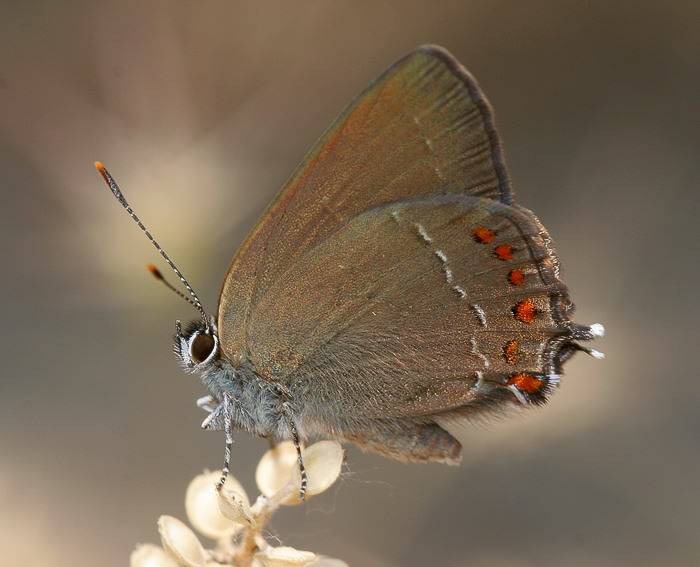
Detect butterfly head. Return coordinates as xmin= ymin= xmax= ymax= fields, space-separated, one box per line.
xmin=174 ymin=317 xmax=221 ymax=373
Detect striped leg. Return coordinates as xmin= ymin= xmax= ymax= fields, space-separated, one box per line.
xmin=216 ymin=394 xmax=234 ymax=492
xmin=281 ymin=402 xmax=307 ymax=500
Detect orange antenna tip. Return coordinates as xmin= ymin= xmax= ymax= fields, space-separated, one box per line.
xmin=147 ymin=263 xmax=164 ymax=279
xmin=94 ymin=161 xmax=110 ymax=185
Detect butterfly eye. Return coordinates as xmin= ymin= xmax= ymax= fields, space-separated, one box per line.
xmin=190 ymin=332 xmax=216 ymax=364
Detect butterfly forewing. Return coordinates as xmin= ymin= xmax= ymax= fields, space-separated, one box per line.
xmin=218 ymin=46 xmax=513 ymax=361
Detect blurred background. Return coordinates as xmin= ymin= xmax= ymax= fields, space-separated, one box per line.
xmin=1 ymin=1 xmax=698 ymax=566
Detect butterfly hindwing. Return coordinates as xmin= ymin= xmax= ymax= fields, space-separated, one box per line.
xmin=245 ymin=195 xmax=572 ymax=426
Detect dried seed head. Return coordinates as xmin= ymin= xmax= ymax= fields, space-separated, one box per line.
xmin=216 ymin=485 xmax=255 ymax=527
xmin=255 ymin=546 xmax=317 ymax=567
xmin=255 ymin=441 xmax=299 ymax=498
xmin=185 ymin=470 xmax=248 ymax=539
xmin=157 ymin=515 xmax=206 ymax=567
xmin=256 ymin=441 xmax=344 ymax=506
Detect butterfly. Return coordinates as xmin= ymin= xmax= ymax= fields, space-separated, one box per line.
xmin=97 ymin=45 xmax=603 ymax=498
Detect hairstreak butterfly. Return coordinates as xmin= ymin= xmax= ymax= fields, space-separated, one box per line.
xmin=96 ymin=45 xmax=604 ymax=498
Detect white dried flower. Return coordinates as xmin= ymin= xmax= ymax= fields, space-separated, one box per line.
xmin=255 ymin=546 xmax=316 ymax=567
xmin=255 ymin=441 xmax=299 ymax=499
xmin=290 ymin=441 xmax=344 ymax=503
xmin=130 ymin=543 xmax=181 ymax=567
xmin=256 ymin=440 xmax=344 ymax=506
xmin=158 ymin=515 xmax=207 ymax=567
xmin=134 ymin=441 xmax=347 ymax=566
xmin=217 ymin=484 xmax=255 ymax=527
xmin=185 ymin=470 xmax=249 ymax=539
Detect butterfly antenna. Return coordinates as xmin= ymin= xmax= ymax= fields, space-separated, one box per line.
xmin=147 ymin=263 xmax=202 ymax=310
xmin=94 ymin=161 xmax=208 ymax=323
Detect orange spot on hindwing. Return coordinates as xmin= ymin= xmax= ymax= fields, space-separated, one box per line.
xmin=508 ymin=268 xmax=525 ymax=286
xmin=513 ymin=298 xmax=537 ymax=323
xmin=494 ymin=244 xmax=513 ymax=261
xmin=474 ymin=226 xmax=496 ymax=244
xmin=508 ymin=373 xmax=544 ymax=394
xmin=503 ymin=340 xmax=519 ymax=365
